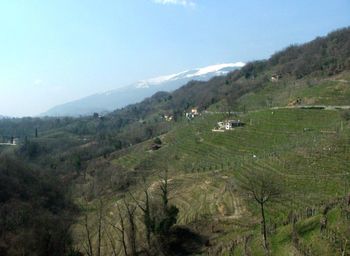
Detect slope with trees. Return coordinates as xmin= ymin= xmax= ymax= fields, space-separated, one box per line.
xmin=0 ymin=27 xmax=350 ymax=255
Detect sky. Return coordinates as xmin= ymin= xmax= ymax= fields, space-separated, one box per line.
xmin=0 ymin=0 xmax=349 ymax=117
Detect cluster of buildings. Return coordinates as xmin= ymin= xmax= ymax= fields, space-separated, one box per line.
xmin=161 ymin=108 xmax=200 ymax=122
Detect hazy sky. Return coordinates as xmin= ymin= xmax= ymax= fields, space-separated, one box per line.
xmin=1 ymin=0 xmax=349 ymax=117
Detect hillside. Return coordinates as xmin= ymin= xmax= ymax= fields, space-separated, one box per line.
xmin=0 ymin=157 xmax=77 ymax=255
xmin=42 ymin=63 xmax=244 ymax=117
xmin=1 ymin=29 xmax=349 ymax=154
xmin=69 ymin=27 xmax=350 ymax=255
xmin=0 ymin=27 xmax=350 ymax=256
xmin=0 ymin=115 xmax=9 ymax=119
xmin=82 ymin=106 xmax=349 ymax=255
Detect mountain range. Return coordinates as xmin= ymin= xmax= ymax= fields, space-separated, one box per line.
xmin=0 ymin=115 xmax=9 ymax=120
xmin=42 ymin=62 xmax=245 ymax=117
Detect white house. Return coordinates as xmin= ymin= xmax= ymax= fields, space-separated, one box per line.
xmin=215 ymin=120 xmax=245 ymax=131
xmin=163 ymin=115 xmax=173 ymax=121
xmin=186 ymin=108 xmax=200 ymax=120
xmin=271 ymin=74 xmax=281 ymax=82
xmin=217 ymin=122 xmax=225 ymax=129
xmin=191 ymin=108 xmax=198 ymax=115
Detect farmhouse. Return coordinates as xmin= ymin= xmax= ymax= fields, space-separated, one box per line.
xmin=0 ymin=137 xmax=18 ymax=146
xmin=271 ymin=74 xmax=282 ymax=82
xmin=226 ymin=120 xmax=245 ymax=129
xmin=12 ymin=138 xmax=19 ymax=145
xmin=186 ymin=107 xmax=200 ymax=120
xmin=162 ymin=114 xmax=173 ymax=121
xmin=214 ymin=120 xmax=245 ymax=132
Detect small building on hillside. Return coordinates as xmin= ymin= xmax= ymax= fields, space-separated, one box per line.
xmin=161 ymin=114 xmax=173 ymax=122
xmin=150 ymin=143 xmax=161 ymax=151
xmin=93 ymin=112 xmax=104 ymax=119
xmin=186 ymin=107 xmax=200 ymax=120
xmin=217 ymin=121 xmax=225 ymax=129
xmin=0 ymin=137 xmax=18 ymax=146
xmin=225 ymin=120 xmax=245 ymax=129
xmin=214 ymin=120 xmax=245 ymax=131
xmin=271 ymin=74 xmax=282 ymax=82
xmin=288 ymin=98 xmax=302 ymax=106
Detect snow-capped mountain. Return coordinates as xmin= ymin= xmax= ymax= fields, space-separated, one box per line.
xmin=42 ymin=62 xmax=245 ymax=117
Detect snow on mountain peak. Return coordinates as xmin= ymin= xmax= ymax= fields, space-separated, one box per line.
xmin=136 ymin=70 xmax=190 ymax=88
xmin=43 ymin=61 xmax=245 ymax=116
xmin=189 ymin=62 xmax=246 ymax=77
xmin=136 ymin=62 xmax=245 ymax=88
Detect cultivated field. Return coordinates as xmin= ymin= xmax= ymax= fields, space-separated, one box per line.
xmin=75 ymin=106 xmax=350 ymax=255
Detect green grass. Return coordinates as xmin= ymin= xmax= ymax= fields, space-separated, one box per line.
xmin=235 ymin=72 xmax=350 ymax=111
xmin=92 ymin=106 xmax=350 ymax=255
xmin=75 ymin=71 xmax=350 ymax=255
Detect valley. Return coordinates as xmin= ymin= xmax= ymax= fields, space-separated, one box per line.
xmin=1 ymin=27 xmax=350 ymax=256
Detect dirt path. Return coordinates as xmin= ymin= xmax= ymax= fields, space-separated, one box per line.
xmin=0 ymin=143 xmax=16 ymax=146
xmin=148 ymin=178 xmax=174 ymax=193
xmin=271 ymin=105 xmax=350 ymax=110
xmin=218 ymin=192 xmax=246 ymax=220
xmin=214 ymin=183 xmax=247 ymax=221
xmin=327 ymin=78 xmax=349 ymax=83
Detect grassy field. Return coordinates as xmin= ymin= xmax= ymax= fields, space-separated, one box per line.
xmin=234 ymin=71 xmax=350 ymax=111
xmin=73 ymin=103 xmax=350 ymax=255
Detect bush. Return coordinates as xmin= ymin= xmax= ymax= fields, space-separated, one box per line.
xmin=154 ymin=137 xmax=162 ymax=145
xmin=342 ymin=110 xmax=350 ymax=121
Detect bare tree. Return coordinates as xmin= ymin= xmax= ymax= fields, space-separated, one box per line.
xmin=159 ymin=170 xmax=169 ymax=212
xmin=118 ymin=204 xmax=129 ymax=256
xmin=105 ymin=228 xmax=118 ymax=256
xmin=240 ymin=170 xmax=283 ymax=254
xmin=124 ymin=199 xmax=138 ymax=256
xmin=107 ymin=199 xmax=138 ymax=256
xmin=130 ymin=188 xmax=154 ymax=249
xmin=224 ymin=91 xmax=240 ymax=117
xmin=107 ymin=203 xmax=129 ymax=256
xmin=83 ymin=213 xmax=94 ymax=256
xmin=96 ymin=199 xmax=104 ymax=256
xmin=81 ymin=197 xmax=105 ymax=256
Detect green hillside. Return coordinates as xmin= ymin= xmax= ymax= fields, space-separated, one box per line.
xmin=80 ymin=105 xmax=348 ymax=255
xmin=1 ymin=27 xmax=350 ymax=255
xmin=70 ymin=28 xmax=350 ymax=255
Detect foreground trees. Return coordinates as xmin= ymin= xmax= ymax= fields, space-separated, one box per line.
xmin=79 ymin=170 xmax=206 ymax=256
xmin=240 ymin=170 xmax=283 ymax=254
xmin=0 ymin=156 xmax=77 ymax=256
xmin=128 ymin=170 xmax=180 ymax=255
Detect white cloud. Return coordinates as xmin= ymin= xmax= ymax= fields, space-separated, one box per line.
xmin=152 ymin=0 xmax=196 ymax=7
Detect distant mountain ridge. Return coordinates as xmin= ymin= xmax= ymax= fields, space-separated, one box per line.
xmin=0 ymin=115 xmax=10 ymax=120
xmin=42 ymin=62 xmax=245 ymax=117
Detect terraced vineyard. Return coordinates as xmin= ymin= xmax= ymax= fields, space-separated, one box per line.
xmin=236 ymin=71 xmax=350 ymax=112
xmin=79 ymin=106 xmax=349 ymax=255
